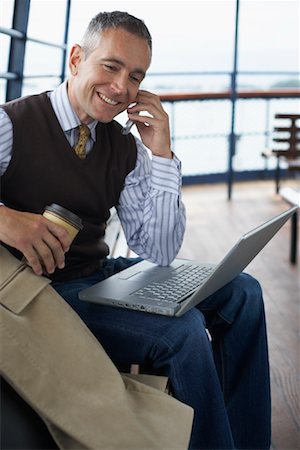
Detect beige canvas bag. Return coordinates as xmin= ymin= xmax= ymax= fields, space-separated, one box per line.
xmin=0 ymin=246 xmax=193 ymax=449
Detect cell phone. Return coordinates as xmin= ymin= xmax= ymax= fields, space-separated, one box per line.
xmin=122 ymin=119 xmax=135 ymax=135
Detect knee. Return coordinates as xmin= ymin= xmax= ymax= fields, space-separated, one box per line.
xmin=232 ymin=272 xmax=266 ymax=321
xmin=235 ymin=272 xmax=263 ymax=300
xmin=150 ymin=309 xmax=210 ymax=363
xmin=210 ymin=272 xmax=265 ymax=327
xmin=169 ymin=309 xmax=209 ymax=347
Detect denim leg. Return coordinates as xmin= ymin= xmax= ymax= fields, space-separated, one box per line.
xmin=146 ymin=307 xmax=235 ymax=450
xmin=199 ymin=272 xmax=271 ymax=450
xmin=52 ymin=257 xmax=142 ymax=320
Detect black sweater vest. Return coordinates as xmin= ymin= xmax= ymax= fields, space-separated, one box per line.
xmin=1 ymin=92 xmax=137 ymax=281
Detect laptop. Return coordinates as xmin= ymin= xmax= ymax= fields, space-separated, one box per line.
xmin=79 ymin=206 xmax=298 ymax=317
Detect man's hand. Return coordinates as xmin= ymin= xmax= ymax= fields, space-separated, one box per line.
xmin=0 ymin=206 xmax=71 ymax=276
xmin=127 ymin=90 xmax=173 ymax=159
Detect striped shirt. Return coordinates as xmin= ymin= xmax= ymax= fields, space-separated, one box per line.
xmin=0 ymin=82 xmax=186 ymax=265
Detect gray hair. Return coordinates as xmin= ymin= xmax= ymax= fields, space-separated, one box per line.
xmin=81 ymin=11 xmax=152 ymax=57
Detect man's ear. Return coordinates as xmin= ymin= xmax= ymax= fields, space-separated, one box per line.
xmin=69 ymin=44 xmax=82 ymax=76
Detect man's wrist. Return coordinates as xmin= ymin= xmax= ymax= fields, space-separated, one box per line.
xmin=152 ymin=149 xmax=173 ymax=160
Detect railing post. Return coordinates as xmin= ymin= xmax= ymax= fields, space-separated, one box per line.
xmin=227 ymin=0 xmax=240 ymax=200
xmin=60 ymin=0 xmax=71 ymax=83
xmin=170 ymin=101 xmax=176 ymax=150
xmin=6 ymin=0 xmax=30 ymax=101
xmin=262 ymin=99 xmax=271 ymax=175
xmin=228 ymin=72 xmax=238 ymax=200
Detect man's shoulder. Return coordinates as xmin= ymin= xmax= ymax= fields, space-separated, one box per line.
xmin=2 ymin=91 xmax=49 ymax=112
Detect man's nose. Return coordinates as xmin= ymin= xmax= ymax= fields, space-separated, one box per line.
xmin=111 ymin=73 xmax=128 ymax=95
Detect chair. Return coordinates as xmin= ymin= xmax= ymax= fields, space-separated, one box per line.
xmin=1 ymin=377 xmax=59 ymax=449
xmin=279 ymin=187 xmax=300 ymax=264
xmin=271 ymin=113 xmax=300 ymax=193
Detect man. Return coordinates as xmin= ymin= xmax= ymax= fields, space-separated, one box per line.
xmin=0 ymin=11 xmax=271 ymax=449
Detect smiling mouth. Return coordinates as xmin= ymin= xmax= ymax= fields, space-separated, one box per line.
xmin=98 ymin=93 xmax=119 ymax=106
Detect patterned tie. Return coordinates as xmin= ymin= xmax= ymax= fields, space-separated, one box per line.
xmin=73 ymin=124 xmax=90 ymax=159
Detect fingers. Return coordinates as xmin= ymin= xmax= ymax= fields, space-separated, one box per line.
xmin=41 ymin=231 xmax=69 ymax=273
xmin=127 ymin=90 xmax=172 ymax=158
xmin=22 ymin=225 xmax=70 ymax=276
xmin=23 ymin=247 xmax=45 ymax=276
xmin=0 ymin=207 xmax=71 ymax=276
xmin=46 ymin=221 xmax=71 ymax=253
xmin=128 ymin=90 xmax=166 ymax=123
xmin=29 ymin=220 xmax=71 ymax=275
xmin=24 ymin=240 xmax=58 ymax=276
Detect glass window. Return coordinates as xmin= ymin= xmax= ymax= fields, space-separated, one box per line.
xmin=22 ymin=41 xmax=63 ymax=96
xmin=0 ymin=34 xmax=12 ymax=77
xmin=0 ymin=0 xmax=14 ymax=102
xmin=0 ymin=79 xmax=7 ymax=103
xmin=0 ymin=0 xmax=14 ymax=27
xmin=22 ymin=76 xmax=61 ymax=97
xmin=24 ymin=41 xmax=62 ymax=76
xmin=26 ymin=0 xmax=67 ymax=45
xmin=21 ymin=0 xmax=69 ymax=96
xmin=238 ymin=0 xmax=299 ymax=89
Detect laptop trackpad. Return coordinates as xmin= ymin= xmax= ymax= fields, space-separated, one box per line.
xmin=117 ymin=260 xmax=182 ymax=284
xmin=119 ymin=271 xmax=145 ymax=281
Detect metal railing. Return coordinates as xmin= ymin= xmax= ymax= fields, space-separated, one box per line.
xmin=155 ymin=87 xmax=300 ymax=197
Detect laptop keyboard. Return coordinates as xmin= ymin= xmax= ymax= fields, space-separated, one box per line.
xmin=131 ymin=264 xmax=214 ymax=304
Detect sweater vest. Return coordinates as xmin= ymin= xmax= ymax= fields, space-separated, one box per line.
xmin=1 ymin=92 xmax=137 ymax=281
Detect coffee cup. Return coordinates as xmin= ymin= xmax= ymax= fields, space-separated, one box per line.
xmin=43 ymin=203 xmax=83 ymax=242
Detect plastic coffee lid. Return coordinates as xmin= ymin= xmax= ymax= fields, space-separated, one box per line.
xmin=44 ymin=203 xmax=83 ymax=229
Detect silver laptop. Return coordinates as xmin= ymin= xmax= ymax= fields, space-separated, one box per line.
xmin=79 ymin=206 xmax=298 ymax=317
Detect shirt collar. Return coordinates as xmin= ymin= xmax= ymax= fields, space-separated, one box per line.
xmin=49 ymin=80 xmax=98 ymax=141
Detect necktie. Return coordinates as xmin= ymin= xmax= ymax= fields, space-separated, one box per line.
xmin=73 ymin=124 xmax=90 ymax=159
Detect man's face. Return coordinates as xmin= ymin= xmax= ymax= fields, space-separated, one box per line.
xmin=68 ymin=27 xmax=151 ymax=124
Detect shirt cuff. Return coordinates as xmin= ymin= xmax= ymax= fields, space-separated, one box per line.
xmin=151 ymin=154 xmax=182 ymax=195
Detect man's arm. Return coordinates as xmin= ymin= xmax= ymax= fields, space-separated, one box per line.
xmin=117 ymin=90 xmax=186 ymax=265
xmin=0 ymin=109 xmax=13 ymax=177
xmin=0 ymin=110 xmax=71 ymax=275
xmin=117 ymin=139 xmax=186 ymax=266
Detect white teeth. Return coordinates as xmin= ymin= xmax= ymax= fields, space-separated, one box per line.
xmin=99 ymin=94 xmax=118 ymax=105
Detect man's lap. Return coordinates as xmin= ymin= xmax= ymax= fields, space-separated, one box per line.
xmin=52 ymin=257 xmax=261 ymax=367
xmin=52 ymin=257 xmax=209 ymax=365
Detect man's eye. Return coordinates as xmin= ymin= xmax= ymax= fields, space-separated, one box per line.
xmin=104 ymin=64 xmax=117 ymax=71
xmin=130 ymin=75 xmax=141 ymax=84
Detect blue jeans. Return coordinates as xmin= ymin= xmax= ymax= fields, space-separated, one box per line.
xmin=53 ymin=257 xmax=271 ymax=450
